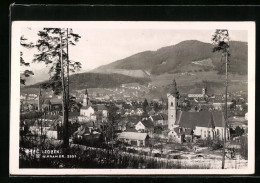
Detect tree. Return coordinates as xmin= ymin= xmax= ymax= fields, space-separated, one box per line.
xmin=212 ymin=29 xmax=230 ymax=169
xmin=235 ymin=126 xmax=244 ymax=137
xmin=142 ymin=98 xmax=149 ymax=112
xmin=148 ymin=135 xmax=164 ymax=157
xmin=68 ymin=95 xmax=77 ymax=111
xmin=33 ymin=28 xmax=81 ymax=148
xmin=153 ymin=102 xmax=159 ymax=112
xmin=20 ymin=36 xmax=34 ymax=85
xmin=230 ymin=99 xmax=237 ymax=110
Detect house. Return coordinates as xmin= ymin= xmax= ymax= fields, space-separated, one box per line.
xmin=124 ymin=109 xmax=131 ymax=116
xmin=73 ymin=123 xmax=100 ymax=140
xmin=116 ymin=121 xmax=127 ymax=132
xmin=126 ymin=121 xmax=139 ymax=132
xmin=135 ymin=108 xmax=144 ymax=116
xmin=130 ymin=109 xmax=136 ymax=116
xmin=168 ymin=128 xmax=184 ymax=143
xmin=80 ymin=106 xmax=95 ymax=117
xmin=149 ymin=114 xmax=168 ymax=126
xmin=188 ymin=86 xmax=207 ymax=98
xmin=46 ymin=124 xmax=59 ymax=139
xmin=168 ymin=127 xmax=193 ymax=143
xmin=95 ymin=105 xmax=108 ymax=117
xmin=118 ymin=132 xmax=149 ymax=147
xmin=148 ymin=109 xmax=156 ymax=116
xmin=135 ymin=119 xmax=154 ymax=134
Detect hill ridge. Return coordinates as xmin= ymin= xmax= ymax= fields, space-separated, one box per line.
xmin=92 ymin=40 xmax=248 ymax=76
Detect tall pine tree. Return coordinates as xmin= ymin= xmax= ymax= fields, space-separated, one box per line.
xmin=212 ymin=29 xmax=230 ymax=169
xmin=33 ymin=28 xmax=81 ymax=148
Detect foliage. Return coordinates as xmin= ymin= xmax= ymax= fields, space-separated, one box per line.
xmin=27 ymin=72 xmax=150 ymax=90
xmin=153 ymin=102 xmax=159 ymax=112
xmin=196 ymin=137 xmax=223 ymax=150
xmin=211 ymin=138 xmax=223 ymax=150
xmin=33 ymin=28 xmax=81 ymax=95
xmin=19 ymin=142 xmax=211 ymax=169
xmin=20 ymin=111 xmax=43 ymax=120
xmin=230 ymin=126 xmax=245 ymax=138
xmin=235 ymin=126 xmax=244 ymax=137
xmin=20 ymin=36 xmax=34 ymax=85
xmin=212 ymin=29 xmax=231 ymax=74
xmin=32 ymin=28 xmax=82 ymax=148
xmin=239 ymin=135 xmax=248 ymax=160
xmin=142 ymin=98 xmax=149 ymax=112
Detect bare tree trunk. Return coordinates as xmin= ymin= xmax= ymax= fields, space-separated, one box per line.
xmin=60 ymin=30 xmax=69 ymax=148
xmin=222 ymin=51 xmax=228 ymax=169
xmin=66 ymin=28 xmax=70 ymax=112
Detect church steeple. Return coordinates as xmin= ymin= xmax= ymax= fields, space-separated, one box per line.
xmin=167 ymin=79 xmax=179 ymax=130
xmin=85 ymin=88 xmax=88 ymax=95
xmin=170 ymin=79 xmax=179 ymax=98
xmin=202 ymin=80 xmax=207 ymax=95
xmin=83 ymin=88 xmax=89 ymax=107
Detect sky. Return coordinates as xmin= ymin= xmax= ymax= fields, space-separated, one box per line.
xmin=19 ymin=21 xmax=248 ymax=84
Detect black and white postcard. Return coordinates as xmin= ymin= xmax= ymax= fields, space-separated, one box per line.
xmin=10 ymin=21 xmax=255 ymax=175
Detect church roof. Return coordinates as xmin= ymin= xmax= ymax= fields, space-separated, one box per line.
xmin=212 ymin=111 xmax=225 ymax=127
xmin=176 ymin=111 xmax=225 ymax=129
xmin=178 ymin=111 xmax=214 ymax=129
xmin=81 ymin=106 xmax=93 ymax=110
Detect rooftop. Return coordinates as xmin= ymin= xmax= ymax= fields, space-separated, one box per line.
xmin=118 ymin=132 xmax=148 ymax=140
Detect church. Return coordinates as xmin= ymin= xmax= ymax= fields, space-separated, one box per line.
xmin=37 ymin=87 xmax=62 ymax=112
xmin=78 ymin=89 xmax=108 ymax=123
xmin=167 ymin=80 xmax=230 ymax=143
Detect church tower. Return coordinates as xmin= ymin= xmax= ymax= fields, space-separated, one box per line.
xmin=167 ymin=79 xmax=179 ymax=130
xmin=38 ymin=87 xmax=42 ymax=111
xmin=83 ymin=89 xmax=89 ymax=107
xmin=202 ymin=81 xmax=207 ymax=95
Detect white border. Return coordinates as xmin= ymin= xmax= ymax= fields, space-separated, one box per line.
xmin=10 ymin=21 xmax=255 ymax=175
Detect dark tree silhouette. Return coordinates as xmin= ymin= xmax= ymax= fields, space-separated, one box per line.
xmin=142 ymin=98 xmax=149 ymax=112
xmin=212 ymin=29 xmax=230 ymax=169
xmin=20 ymin=36 xmax=34 ymax=85
xmin=33 ymin=28 xmax=81 ymax=148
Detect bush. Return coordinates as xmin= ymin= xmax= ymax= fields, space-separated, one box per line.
xmin=211 ymin=139 xmax=223 ymax=150
xmin=239 ymin=135 xmax=248 ymax=160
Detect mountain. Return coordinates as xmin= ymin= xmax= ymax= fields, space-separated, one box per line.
xmin=26 ymin=73 xmax=150 ymax=90
xmin=92 ymin=40 xmax=248 ymax=76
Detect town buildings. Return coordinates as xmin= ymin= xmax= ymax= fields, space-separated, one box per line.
xmin=167 ymin=80 xmax=230 ymax=143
